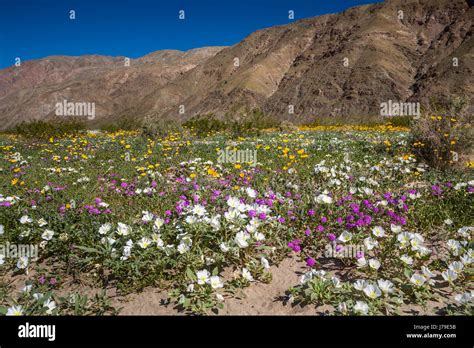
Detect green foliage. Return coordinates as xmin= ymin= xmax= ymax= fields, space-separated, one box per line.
xmin=388 ymin=116 xmax=413 ymax=128
xmin=99 ymin=116 xmax=143 ymax=132
xmin=410 ymin=96 xmax=473 ymax=170
xmin=140 ymin=116 xmax=183 ymax=138
xmin=7 ymin=120 xmax=85 ymax=139
xmin=183 ymin=113 xmax=228 ymax=137
xmin=184 ymin=109 xmax=278 ymax=138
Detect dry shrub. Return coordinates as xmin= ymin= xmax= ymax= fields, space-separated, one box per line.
xmin=141 ymin=115 xmax=183 ymax=138
xmin=279 ymin=120 xmax=299 ymax=133
xmin=8 ymin=119 xmax=85 ymax=139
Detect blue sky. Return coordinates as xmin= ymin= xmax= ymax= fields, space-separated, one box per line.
xmin=0 ymin=0 xmax=381 ymax=69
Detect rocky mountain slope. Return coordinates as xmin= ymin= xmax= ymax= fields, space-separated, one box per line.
xmin=0 ymin=0 xmax=472 ymax=128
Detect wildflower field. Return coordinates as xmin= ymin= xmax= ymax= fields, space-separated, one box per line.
xmin=0 ymin=124 xmax=472 ymax=316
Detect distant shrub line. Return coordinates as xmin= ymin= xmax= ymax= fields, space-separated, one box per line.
xmin=5 ymin=120 xmax=86 ymax=139
xmin=0 ymin=114 xmax=428 ymax=141
xmin=4 ymin=97 xmax=472 ymax=173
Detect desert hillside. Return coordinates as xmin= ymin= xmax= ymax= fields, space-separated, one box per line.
xmin=0 ymin=0 xmax=472 ymax=128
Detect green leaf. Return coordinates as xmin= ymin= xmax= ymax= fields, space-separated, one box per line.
xmin=183 ymin=297 xmax=190 ymax=308
xmin=37 ymin=291 xmax=53 ymax=305
xmin=185 ymin=267 xmax=196 ymax=281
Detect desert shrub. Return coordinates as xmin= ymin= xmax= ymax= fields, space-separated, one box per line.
xmin=304 ymin=115 xmax=380 ymax=127
xmin=279 ymin=120 xmax=299 ymax=133
xmin=227 ymin=109 xmax=278 ymax=138
xmin=183 ymin=109 xmax=277 ymax=138
xmin=410 ymin=96 xmax=473 ymax=170
xmin=387 ymin=115 xmax=412 ymax=128
xmin=304 ymin=115 xmax=412 ymax=128
xmin=244 ymin=108 xmax=278 ymax=129
xmin=141 ymin=115 xmax=183 ymax=138
xmin=183 ymin=113 xmax=227 ymax=137
xmin=99 ymin=116 xmax=142 ymax=132
xmin=7 ymin=119 xmax=85 ymax=139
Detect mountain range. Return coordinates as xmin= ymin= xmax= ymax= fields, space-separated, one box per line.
xmin=0 ymin=0 xmax=472 ymax=129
